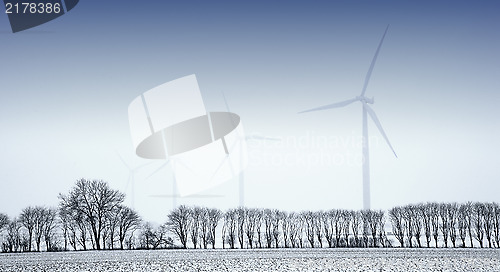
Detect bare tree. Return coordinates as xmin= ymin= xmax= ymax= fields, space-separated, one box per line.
xmin=139 ymin=222 xmax=172 ymax=249
xmin=402 ymin=206 xmax=415 ymax=248
xmin=350 ymin=210 xmax=361 ymax=247
xmin=281 ymin=211 xmax=291 ymax=248
xmin=59 ymin=201 xmax=88 ymax=250
xmin=492 ymin=202 xmax=500 ymax=248
xmin=439 ymin=203 xmax=450 ymax=248
xmin=103 ymin=205 xmax=123 ymax=250
xmin=263 ymin=209 xmax=274 ymax=248
xmin=244 ymin=208 xmax=258 ymax=248
xmin=59 ymin=178 xmax=125 ymax=250
xmin=0 ymin=213 xmax=8 ymax=231
xmin=341 ymin=210 xmax=351 ymax=247
xmin=457 ymin=203 xmax=469 ymax=247
xmin=483 ymin=203 xmax=495 ymax=248
xmin=429 ymin=203 xmax=440 ymax=248
xmin=364 ymin=210 xmax=380 ymax=248
xmin=334 ymin=210 xmax=343 ymax=247
xmin=313 ymin=211 xmax=323 ymax=248
xmin=224 ymin=209 xmax=237 ymax=249
xmin=19 ymin=206 xmax=36 ymax=251
xmin=77 ymin=216 xmax=89 ymax=250
xmin=273 ymin=210 xmax=284 ymax=248
xmin=418 ymin=203 xmax=432 ymax=247
xmin=5 ymin=218 xmax=22 ymax=252
xmin=254 ymin=209 xmax=263 ymax=248
xmin=472 ymin=202 xmax=485 ymax=248
xmin=322 ymin=210 xmax=336 ymax=248
xmin=361 ymin=210 xmax=370 ymax=247
xmin=117 ymin=206 xmax=141 ymax=250
xmin=301 ymin=211 xmax=315 ymax=248
xmin=190 ymin=206 xmax=202 ymax=249
xmin=151 ymin=225 xmax=172 ymax=249
xmin=139 ymin=222 xmax=154 ymax=249
xmin=389 ymin=206 xmax=405 ymax=247
xmin=42 ymin=208 xmax=58 ymax=251
xmin=288 ymin=212 xmax=300 ymax=248
xmin=208 ymin=208 xmax=221 ymax=249
xmin=167 ymin=205 xmax=191 ymax=249
xmin=199 ymin=207 xmax=209 ymax=249
xmin=236 ymin=207 xmax=246 ymax=249
xmin=410 ymin=205 xmax=423 ymax=248
xmin=376 ymin=211 xmax=387 ymax=248
xmin=447 ymin=203 xmax=458 ymax=248
xmin=297 ymin=214 xmax=306 ymax=248
xmin=33 ymin=206 xmax=46 ymax=251
xmin=58 ymin=208 xmax=70 ymax=251
xmin=464 ymin=202 xmax=474 ymax=248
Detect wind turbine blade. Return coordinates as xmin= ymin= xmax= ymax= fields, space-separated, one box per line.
xmin=209 ymin=135 xmax=242 ymax=181
xmin=360 ymin=24 xmax=389 ymax=97
xmin=220 ymin=92 xmax=239 ymax=138
xmin=363 ymin=104 xmax=397 ymax=158
xmin=133 ymin=161 xmax=155 ymax=171
xmin=221 ymin=91 xmax=232 ymax=112
xmin=298 ymin=98 xmax=358 ymax=114
xmin=115 ymin=151 xmax=131 ymax=170
xmin=173 ymin=157 xmax=195 ymax=174
xmin=145 ymin=159 xmax=170 ymax=180
xmin=125 ymin=175 xmax=132 ymax=192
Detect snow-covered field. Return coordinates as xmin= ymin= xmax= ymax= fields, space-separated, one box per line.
xmin=0 ymin=248 xmax=499 ymax=272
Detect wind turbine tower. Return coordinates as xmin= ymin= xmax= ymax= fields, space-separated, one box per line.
xmin=299 ymin=25 xmax=397 ymax=210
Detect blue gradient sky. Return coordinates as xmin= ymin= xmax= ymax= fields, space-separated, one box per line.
xmin=1 ymin=1 xmax=499 ymax=223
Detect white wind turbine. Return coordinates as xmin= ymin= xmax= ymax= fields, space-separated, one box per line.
xmin=116 ymin=152 xmax=153 ymax=209
xmin=299 ymin=25 xmax=397 ymax=210
xmin=221 ymin=92 xmax=280 ymax=207
xmin=145 ymin=156 xmax=224 ymax=209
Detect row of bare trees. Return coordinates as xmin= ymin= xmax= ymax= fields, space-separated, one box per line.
xmin=1 ymin=206 xmax=61 ymax=252
xmin=1 ymin=179 xmax=499 ymax=251
xmin=0 ymin=179 xmax=142 ymax=252
xmin=58 ymin=179 xmax=142 ymax=251
xmin=165 ymin=206 xmax=390 ymax=249
xmin=165 ymin=203 xmax=499 ymax=249
xmin=389 ymin=202 xmax=500 ymax=248
xmin=165 ymin=205 xmax=222 ymax=249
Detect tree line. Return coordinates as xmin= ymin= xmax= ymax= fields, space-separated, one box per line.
xmin=389 ymin=202 xmax=500 ymax=248
xmin=0 ymin=179 xmax=499 ymax=252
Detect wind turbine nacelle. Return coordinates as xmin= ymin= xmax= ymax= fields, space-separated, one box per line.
xmin=357 ymin=96 xmax=374 ymax=104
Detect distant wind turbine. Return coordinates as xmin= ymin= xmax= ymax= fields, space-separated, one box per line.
xmin=116 ymin=152 xmax=153 ymax=209
xmin=145 ymin=155 xmax=223 ymax=210
xmin=299 ymin=25 xmax=397 ymax=210
xmin=221 ymin=92 xmax=280 ymax=207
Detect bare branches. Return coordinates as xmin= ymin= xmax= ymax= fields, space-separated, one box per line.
xmin=207 ymin=208 xmax=222 ymax=249
xmin=0 ymin=213 xmax=8 ymax=231
xmin=5 ymin=183 xmax=500 ymax=251
xmin=58 ymin=178 xmax=125 ymax=250
xmin=166 ymin=205 xmax=191 ymax=249
xmin=389 ymin=207 xmax=405 ymax=247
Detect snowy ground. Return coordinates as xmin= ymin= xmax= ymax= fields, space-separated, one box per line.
xmin=0 ymin=248 xmax=499 ymax=272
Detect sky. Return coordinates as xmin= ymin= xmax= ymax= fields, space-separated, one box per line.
xmin=0 ymin=0 xmax=499 ymax=224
